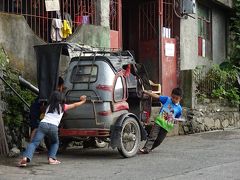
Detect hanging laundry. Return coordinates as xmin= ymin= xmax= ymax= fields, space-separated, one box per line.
xmin=62 ymin=20 xmax=72 ymax=39
xmin=51 ymin=18 xmax=63 ymax=42
xmin=63 ymin=12 xmax=73 ymax=29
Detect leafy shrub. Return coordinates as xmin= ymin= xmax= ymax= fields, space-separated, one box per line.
xmin=195 ymin=65 xmax=240 ymax=106
xmin=0 ymin=48 xmax=35 ymax=128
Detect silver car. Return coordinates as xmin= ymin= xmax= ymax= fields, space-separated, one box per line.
xmin=34 ymin=43 xmax=152 ymax=158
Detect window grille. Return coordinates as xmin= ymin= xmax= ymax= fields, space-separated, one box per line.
xmin=162 ymin=0 xmax=174 ymax=38
xmin=197 ymin=3 xmax=212 ymax=58
xmin=0 ymin=0 xmax=97 ymax=42
xmin=139 ymin=1 xmax=158 ymax=41
xmin=109 ymin=0 xmax=119 ymax=31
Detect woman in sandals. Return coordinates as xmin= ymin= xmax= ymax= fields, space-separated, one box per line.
xmin=18 ymin=91 xmax=86 ymax=166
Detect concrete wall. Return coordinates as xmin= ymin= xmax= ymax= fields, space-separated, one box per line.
xmin=180 ymin=2 xmax=228 ymax=70
xmin=68 ymin=0 xmax=110 ymax=48
xmin=212 ymin=7 xmax=227 ymax=64
xmin=0 ymin=13 xmax=44 ymax=82
xmin=180 ymin=14 xmax=199 ymax=70
xmin=180 ymin=70 xmax=195 ymax=108
xmin=215 ymin=0 xmax=233 ymax=8
xmin=67 ymin=25 xmax=110 ymax=48
xmin=0 ymin=12 xmax=111 ymax=82
xmin=96 ymin=0 xmax=110 ymax=27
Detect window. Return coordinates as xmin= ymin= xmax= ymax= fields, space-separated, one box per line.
xmin=71 ymin=65 xmax=97 ymax=83
xmin=197 ymin=4 xmax=212 ymax=58
xmin=114 ymin=76 xmax=124 ymax=101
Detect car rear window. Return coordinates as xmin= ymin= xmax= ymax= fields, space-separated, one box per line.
xmin=71 ymin=65 xmax=98 ymax=83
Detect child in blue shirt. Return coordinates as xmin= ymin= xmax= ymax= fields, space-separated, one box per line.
xmin=140 ymin=87 xmax=183 ymax=154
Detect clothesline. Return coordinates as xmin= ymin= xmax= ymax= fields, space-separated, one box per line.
xmin=51 ymin=18 xmax=72 ymax=42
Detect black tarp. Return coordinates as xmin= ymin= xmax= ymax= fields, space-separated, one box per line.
xmin=34 ymin=44 xmax=62 ymax=102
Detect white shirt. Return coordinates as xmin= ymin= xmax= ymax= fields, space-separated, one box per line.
xmin=41 ymin=105 xmax=65 ymax=126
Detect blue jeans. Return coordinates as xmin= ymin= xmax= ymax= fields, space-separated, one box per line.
xmin=23 ymin=122 xmax=59 ymax=162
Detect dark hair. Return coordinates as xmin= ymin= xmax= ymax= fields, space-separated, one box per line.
xmin=47 ymin=91 xmax=64 ymax=114
xmin=58 ymin=76 xmax=64 ymax=87
xmin=171 ymin=87 xmax=183 ymax=97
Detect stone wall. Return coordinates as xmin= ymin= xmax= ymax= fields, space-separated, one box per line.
xmin=182 ymin=101 xmax=240 ymax=134
xmin=150 ymin=101 xmax=240 ymax=136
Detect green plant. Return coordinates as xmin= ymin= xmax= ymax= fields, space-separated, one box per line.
xmin=226 ymin=87 xmax=240 ymax=105
xmin=0 ymin=48 xmax=35 ymax=128
xmin=3 ymin=67 xmax=35 ymax=128
xmin=195 ymin=65 xmax=240 ymax=106
xmin=211 ymin=87 xmax=226 ymax=99
xmin=229 ymin=0 xmax=240 ymax=68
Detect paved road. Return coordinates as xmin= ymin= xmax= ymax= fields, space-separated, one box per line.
xmin=0 ymin=129 xmax=240 ymax=180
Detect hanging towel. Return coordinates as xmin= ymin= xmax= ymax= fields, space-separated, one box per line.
xmin=63 ymin=12 xmax=73 ymax=29
xmin=51 ymin=18 xmax=63 ymax=42
xmin=62 ymin=20 xmax=72 ymax=39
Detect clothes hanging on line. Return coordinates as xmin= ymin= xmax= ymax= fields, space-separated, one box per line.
xmin=62 ymin=20 xmax=72 ymax=39
xmin=51 ymin=18 xmax=63 ymax=42
xmin=63 ymin=12 xmax=73 ymax=29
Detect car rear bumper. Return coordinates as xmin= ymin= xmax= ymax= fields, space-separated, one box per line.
xmin=59 ymin=128 xmax=110 ymax=137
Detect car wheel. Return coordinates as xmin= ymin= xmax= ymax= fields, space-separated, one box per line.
xmin=117 ymin=117 xmax=141 ymax=158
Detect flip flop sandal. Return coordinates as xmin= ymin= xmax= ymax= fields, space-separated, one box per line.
xmin=139 ymin=148 xmax=150 ymax=154
xmin=49 ymin=160 xmax=61 ymax=165
xmin=18 ymin=159 xmax=27 ymax=167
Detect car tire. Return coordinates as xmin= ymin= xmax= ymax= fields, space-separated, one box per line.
xmin=117 ymin=117 xmax=141 ymax=158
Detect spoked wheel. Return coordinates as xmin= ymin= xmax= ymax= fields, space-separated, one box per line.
xmin=117 ymin=117 xmax=141 ymax=158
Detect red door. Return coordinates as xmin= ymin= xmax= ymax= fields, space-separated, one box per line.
xmin=161 ymin=38 xmax=177 ymax=96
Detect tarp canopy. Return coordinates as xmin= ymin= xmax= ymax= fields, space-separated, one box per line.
xmin=34 ymin=43 xmax=64 ymax=101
